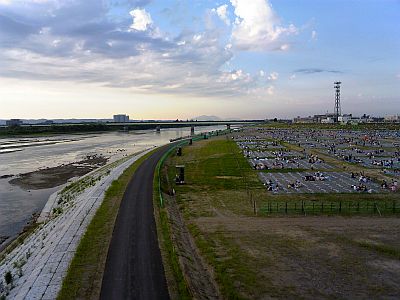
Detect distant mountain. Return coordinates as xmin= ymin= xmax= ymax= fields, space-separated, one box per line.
xmin=192 ymin=115 xmax=222 ymax=121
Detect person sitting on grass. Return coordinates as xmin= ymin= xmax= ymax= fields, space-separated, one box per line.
xmin=315 ymin=172 xmax=328 ymax=181
xmin=305 ymin=175 xmax=315 ymax=181
xmin=381 ymin=180 xmax=388 ymax=189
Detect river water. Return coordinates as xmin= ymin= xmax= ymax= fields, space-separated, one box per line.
xmin=0 ymin=126 xmax=225 ymax=247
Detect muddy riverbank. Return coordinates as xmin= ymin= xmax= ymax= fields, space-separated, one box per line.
xmin=9 ymin=155 xmax=108 ymax=190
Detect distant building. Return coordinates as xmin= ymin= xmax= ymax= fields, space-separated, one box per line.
xmin=385 ymin=115 xmax=400 ymax=122
xmin=293 ymin=113 xmax=336 ymax=124
xmin=338 ymin=114 xmax=352 ymax=124
xmin=113 ymin=114 xmax=130 ymax=123
xmin=293 ymin=116 xmax=315 ymax=123
xmin=6 ymin=119 xmax=23 ymax=127
xmin=321 ymin=117 xmax=335 ymax=124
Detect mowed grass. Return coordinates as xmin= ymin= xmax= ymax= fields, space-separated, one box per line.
xmin=166 ymin=138 xmax=265 ymax=216
xmin=180 ymin=138 xmax=257 ymax=190
xmin=57 ymin=150 xmax=156 ymax=300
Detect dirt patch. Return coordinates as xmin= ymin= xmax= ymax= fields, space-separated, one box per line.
xmin=165 ymin=194 xmax=221 ymax=299
xmin=9 ymin=155 xmax=108 ymax=190
xmin=193 ymin=216 xmax=400 ymax=299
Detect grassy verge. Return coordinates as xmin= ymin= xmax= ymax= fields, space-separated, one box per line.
xmin=153 ymin=166 xmax=192 ymax=299
xmin=57 ymin=149 xmax=157 ymax=299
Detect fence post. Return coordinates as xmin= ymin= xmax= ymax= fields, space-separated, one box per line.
xmin=357 ymin=201 xmax=360 ymax=212
xmin=301 ymin=201 xmax=304 ymax=214
xmin=321 ymin=202 xmax=324 ymax=213
xmin=339 ymin=201 xmax=342 ymax=213
xmin=285 ymin=202 xmax=288 ymax=214
xmin=393 ymin=200 xmax=396 ymax=214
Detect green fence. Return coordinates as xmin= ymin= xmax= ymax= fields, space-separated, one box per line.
xmin=260 ymin=199 xmax=400 ymax=215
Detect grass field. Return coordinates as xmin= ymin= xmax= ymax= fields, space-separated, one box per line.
xmin=164 ymin=137 xmax=400 ymax=299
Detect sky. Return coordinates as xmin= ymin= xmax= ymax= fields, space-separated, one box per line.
xmin=0 ymin=0 xmax=399 ymax=120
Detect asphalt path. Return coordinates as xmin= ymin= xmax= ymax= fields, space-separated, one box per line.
xmin=100 ymin=145 xmax=172 ymax=300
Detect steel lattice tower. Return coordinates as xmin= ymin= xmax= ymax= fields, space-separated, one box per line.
xmin=334 ymin=81 xmax=341 ymax=122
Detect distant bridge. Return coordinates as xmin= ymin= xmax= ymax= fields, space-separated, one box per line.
xmin=0 ymin=120 xmax=261 ymax=135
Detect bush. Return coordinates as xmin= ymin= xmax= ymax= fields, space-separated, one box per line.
xmin=4 ymin=271 xmax=12 ymax=285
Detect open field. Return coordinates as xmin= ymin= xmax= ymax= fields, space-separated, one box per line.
xmin=163 ymin=132 xmax=400 ymax=299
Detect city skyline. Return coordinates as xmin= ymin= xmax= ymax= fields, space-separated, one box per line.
xmin=0 ymin=0 xmax=399 ymax=119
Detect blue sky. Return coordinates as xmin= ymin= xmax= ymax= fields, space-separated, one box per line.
xmin=0 ymin=0 xmax=399 ymax=119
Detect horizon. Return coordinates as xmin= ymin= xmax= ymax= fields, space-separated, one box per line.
xmin=0 ymin=0 xmax=399 ymax=119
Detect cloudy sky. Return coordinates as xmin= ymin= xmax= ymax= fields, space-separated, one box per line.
xmin=0 ymin=0 xmax=399 ymax=119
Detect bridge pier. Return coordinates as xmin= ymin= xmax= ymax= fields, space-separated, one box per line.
xmin=156 ymin=125 xmax=161 ymax=133
xmin=190 ymin=125 xmax=195 ymax=136
xmin=226 ymin=124 xmax=231 ymax=130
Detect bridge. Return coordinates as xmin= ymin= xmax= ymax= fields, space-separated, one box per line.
xmin=0 ymin=120 xmax=261 ymax=135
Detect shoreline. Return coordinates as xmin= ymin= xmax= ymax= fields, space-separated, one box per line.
xmin=0 ymin=145 xmax=161 ymax=299
xmin=0 ymin=149 xmax=141 ymax=254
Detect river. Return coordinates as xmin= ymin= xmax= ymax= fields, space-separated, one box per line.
xmin=0 ymin=125 xmax=226 ymax=248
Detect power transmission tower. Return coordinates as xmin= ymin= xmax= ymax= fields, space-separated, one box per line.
xmin=334 ymin=81 xmax=341 ymax=122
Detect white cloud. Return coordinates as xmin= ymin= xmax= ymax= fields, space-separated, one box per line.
xmin=212 ymin=4 xmax=230 ymax=26
xmin=267 ymin=71 xmax=278 ymax=81
xmin=130 ymin=8 xmax=152 ymax=31
xmin=267 ymin=85 xmax=275 ymax=95
xmin=311 ymin=30 xmax=317 ymax=40
xmin=218 ymin=69 xmax=251 ymax=83
xmin=229 ymin=0 xmax=298 ymax=51
xmin=0 ymin=0 xmax=278 ymax=101
xmin=289 ymin=74 xmax=296 ymax=80
xmin=280 ymin=44 xmax=289 ymax=51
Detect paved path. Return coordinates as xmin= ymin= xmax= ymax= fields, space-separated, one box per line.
xmin=100 ymin=145 xmax=171 ymax=300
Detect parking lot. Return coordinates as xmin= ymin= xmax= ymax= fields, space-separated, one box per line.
xmin=258 ymin=171 xmax=382 ymax=194
xmin=234 ymin=127 xmax=399 ymax=194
